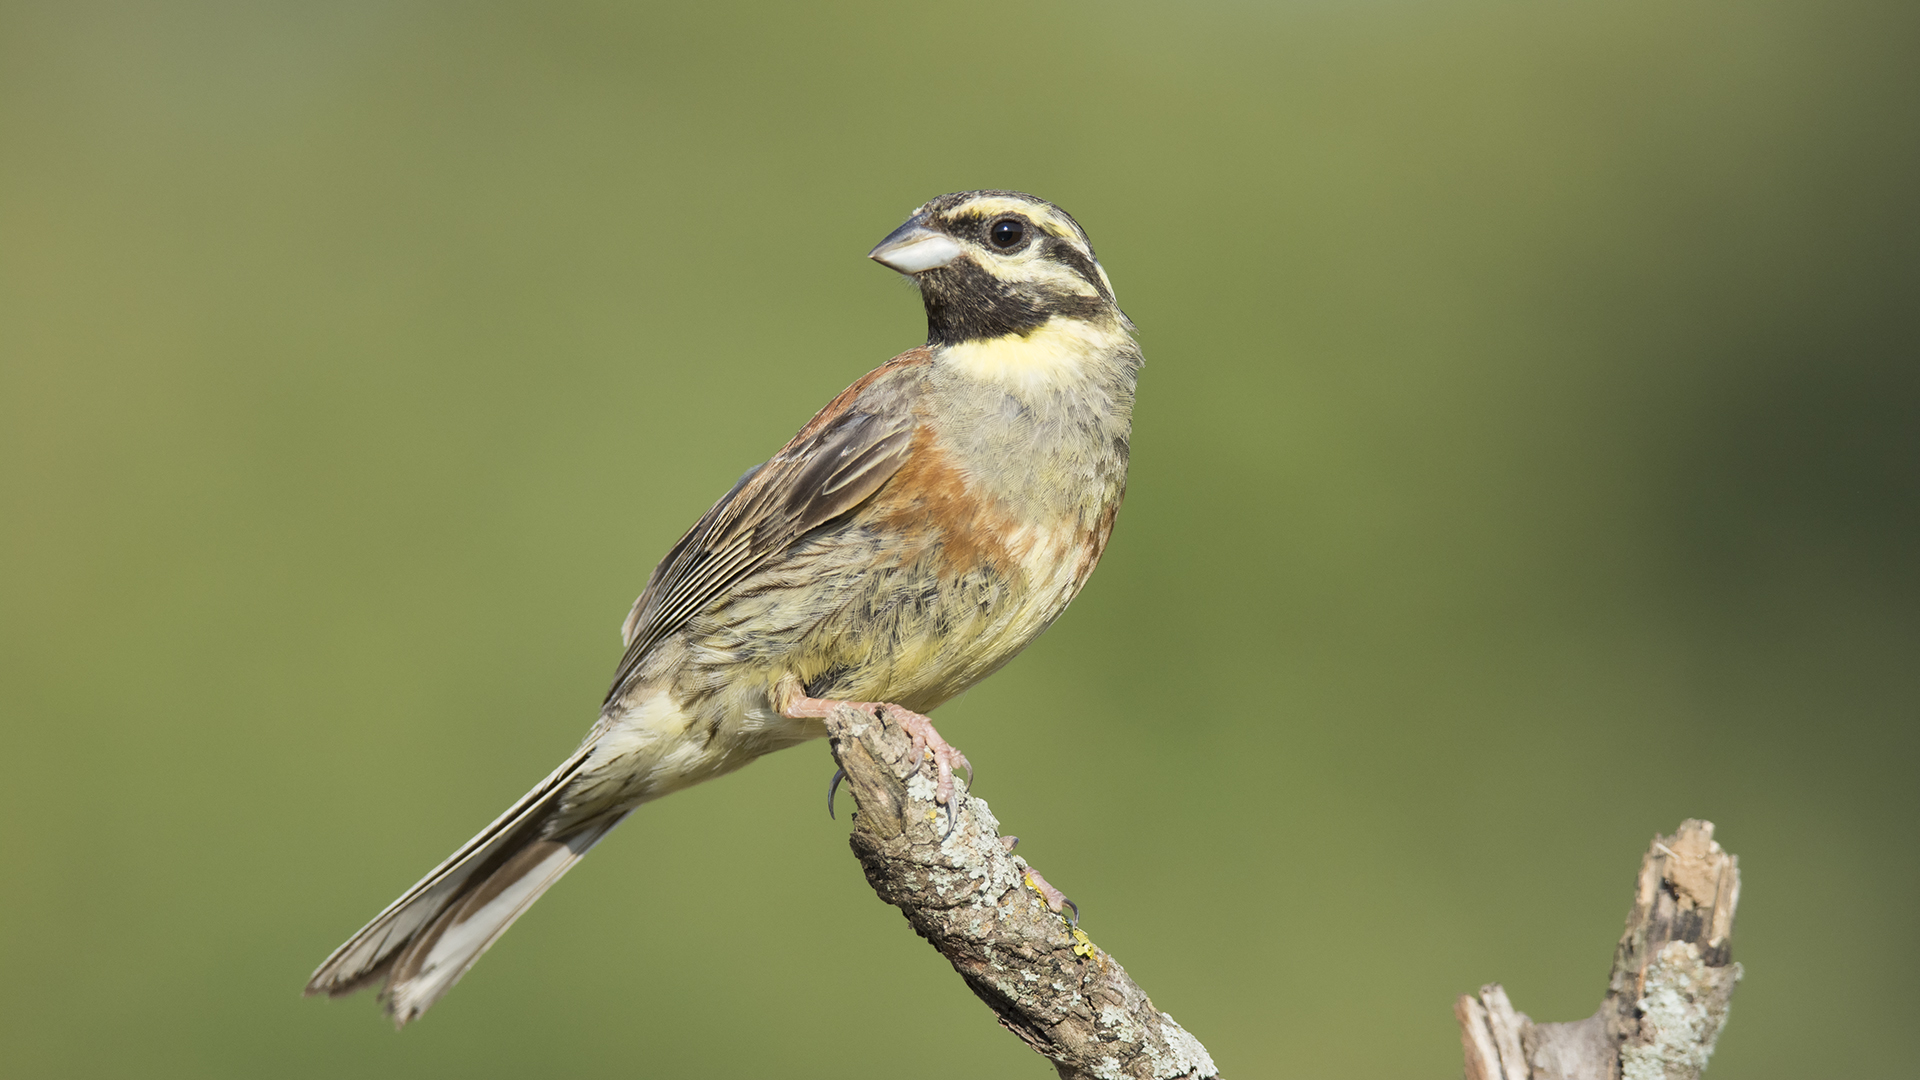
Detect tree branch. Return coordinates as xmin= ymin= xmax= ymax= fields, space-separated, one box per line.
xmin=822 ymin=703 xmax=1220 ymax=1080
xmin=1457 ymin=820 xmax=1744 ymax=1080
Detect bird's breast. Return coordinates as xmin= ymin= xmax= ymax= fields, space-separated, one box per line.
xmin=807 ymin=375 xmax=1127 ymax=707
xmin=653 ymin=332 xmax=1136 ymax=717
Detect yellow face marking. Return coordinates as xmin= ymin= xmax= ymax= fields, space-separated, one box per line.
xmin=938 ymin=316 xmax=1131 ymax=392
xmin=932 ymin=195 xmax=1109 ymax=298
xmin=965 ymin=248 xmax=1102 ymax=295
xmin=949 ymin=196 xmax=1079 ymax=239
xmin=1092 ymin=261 xmax=1116 ymax=298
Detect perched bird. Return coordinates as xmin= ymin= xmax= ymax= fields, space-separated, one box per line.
xmin=305 ymin=190 xmax=1141 ymax=1026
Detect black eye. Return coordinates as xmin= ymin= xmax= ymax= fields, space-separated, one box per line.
xmin=988 ymin=218 xmax=1026 ymax=249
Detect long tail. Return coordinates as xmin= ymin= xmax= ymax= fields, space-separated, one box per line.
xmin=304 ymin=748 xmax=627 ymax=1026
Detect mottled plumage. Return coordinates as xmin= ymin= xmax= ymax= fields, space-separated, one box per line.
xmin=306 ymin=190 xmax=1140 ymax=1025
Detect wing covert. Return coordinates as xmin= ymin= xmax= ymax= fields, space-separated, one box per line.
xmin=606 ymin=404 xmax=915 ymax=704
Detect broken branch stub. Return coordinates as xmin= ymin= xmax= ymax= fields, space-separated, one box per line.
xmin=822 ymin=703 xmax=1219 ymax=1080
xmin=1457 ymin=820 xmax=1743 ymax=1080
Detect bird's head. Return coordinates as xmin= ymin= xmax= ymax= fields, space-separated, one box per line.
xmin=869 ymin=191 xmax=1128 ymax=349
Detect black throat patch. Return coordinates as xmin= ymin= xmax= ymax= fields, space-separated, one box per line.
xmin=917 ymin=257 xmax=1110 ymax=346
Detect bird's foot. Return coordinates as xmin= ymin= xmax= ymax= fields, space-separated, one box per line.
xmin=881 ymin=703 xmax=972 ymax=808
xmin=783 ymin=688 xmax=972 ymax=812
xmin=1022 ymin=866 xmax=1079 ymax=925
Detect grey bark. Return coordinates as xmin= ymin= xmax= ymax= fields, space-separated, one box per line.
xmin=1457 ymin=820 xmax=1744 ymax=1080
xmin=822 ymin=703 xmax=1220 ymax=1080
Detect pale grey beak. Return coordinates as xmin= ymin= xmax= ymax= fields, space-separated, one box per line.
xmin=868 ymin=221 xmax=963 ymax=275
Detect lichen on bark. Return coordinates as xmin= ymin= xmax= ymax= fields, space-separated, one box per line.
xmin=1458 ymin=820 xmax=1743 ymax=1080
xmin=823 ymin=703 xmax=1219 ymax=1080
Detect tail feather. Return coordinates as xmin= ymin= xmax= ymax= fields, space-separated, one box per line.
xmin=380 ymin=816 xmax=624 ymax=1024
xmin=305 ymin=747 xmax=622 ymax=1026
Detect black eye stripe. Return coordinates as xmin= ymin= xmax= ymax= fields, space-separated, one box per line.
xmin=1040 ymin=237 xmax=1109 ymax=299
xmin=941 ymin=210 xmax=1052 ymax=243
xmin=924 ymin=202 xmax=1109 ymax=299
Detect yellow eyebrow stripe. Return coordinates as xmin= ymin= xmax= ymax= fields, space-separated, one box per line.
xmin=952 ymin=196 xmax=1079 ymax=241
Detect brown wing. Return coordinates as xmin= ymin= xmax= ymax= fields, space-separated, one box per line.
xmin=605 ymin=360 xmax=924 ymax=705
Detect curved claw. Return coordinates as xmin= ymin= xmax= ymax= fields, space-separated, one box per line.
xmin=1022 ymin=868 xmax=1079 ymax=926
xmin=880 ymin=704 xmax=971 ymax=808
xmin=827 ymin=767 xmax=846 ymax=819
xmin=787 ymin=695 xmax=971 ymax=818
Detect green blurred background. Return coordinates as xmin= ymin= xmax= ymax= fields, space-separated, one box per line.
xmin=2 ymin=0 xmax=1914 ymax=1076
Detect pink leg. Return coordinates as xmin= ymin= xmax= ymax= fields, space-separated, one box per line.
xmin=1002 ymin=837 xmax=1078 ymax=922
xmin=787 ymin=684 xmax=1074 ymax=921
xmin=783 ymin=692 xmax=973 ymax=807
xmin=1022 ymin=867 xmax=1078 ymax=924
